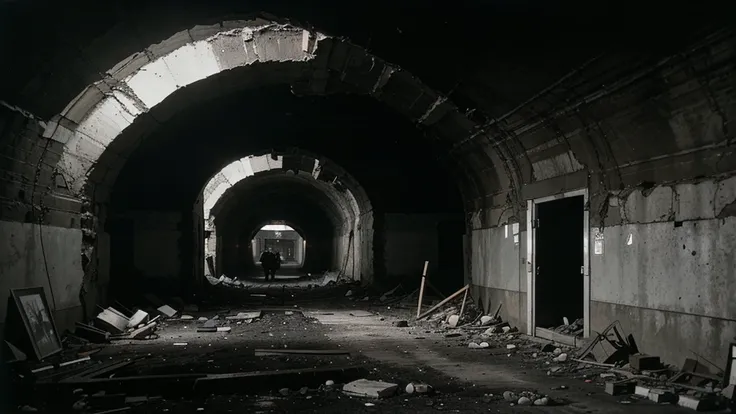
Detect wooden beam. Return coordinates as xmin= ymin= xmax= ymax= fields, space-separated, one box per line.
xmin=254 ymin=349 xmax=349 ymax=356
xmin=416 ymin=284 xmax=470 ymax=320
xmin=458 ymin=288 xmax=469 ymax=322
xmin=416 ymin=261 xmax=429 ymax=318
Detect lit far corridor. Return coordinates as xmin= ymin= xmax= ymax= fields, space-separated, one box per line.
xmin=0 ymin=1 xmax=735 ymax=413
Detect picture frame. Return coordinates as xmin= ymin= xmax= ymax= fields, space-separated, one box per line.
xmin=726 ymin=342 xmax=736 ymax=387
xmin=10 ymin=287 xmax=62 ymax=360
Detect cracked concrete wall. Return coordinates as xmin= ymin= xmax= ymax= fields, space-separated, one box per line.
xmin=590 ymin=177 xmax=736 ymax=365
xmin=464 ymin=30 xmax=736 ymax=366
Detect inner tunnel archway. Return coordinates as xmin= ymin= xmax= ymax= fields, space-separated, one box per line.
xmin=201 ymin=151 xmax=373 ymax=282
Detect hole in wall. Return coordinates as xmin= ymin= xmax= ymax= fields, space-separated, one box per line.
xmin=674 ymin=221 xmax=683 ymax=227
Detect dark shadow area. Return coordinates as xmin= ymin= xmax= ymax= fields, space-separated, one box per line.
xmin=535 ymin=195 xmax=584 ymax=329
xmin=105 ymin=86 xmax=464 ymax=303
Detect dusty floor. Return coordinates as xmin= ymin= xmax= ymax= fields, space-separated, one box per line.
xmin=11 ymin=292 xmax=712 ymax=413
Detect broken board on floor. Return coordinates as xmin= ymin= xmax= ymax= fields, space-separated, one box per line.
xmin=254 ymin=349 xmax=350 ymax=356
xmin=225 ymin=311 xmax=262 ymax=320
xmin=342 ymin=379 xmax=398 ymax=398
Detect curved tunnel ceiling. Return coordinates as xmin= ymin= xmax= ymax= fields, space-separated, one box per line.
xmin=212 ymin=171 xmax=358 ymax=233
xmin=42 ymin=19 xmax=492 ymax=211
xmin=203 ymin=151 xmax=370 ymax=227
xmin=109 ymin=85 xmax=462 ymax=215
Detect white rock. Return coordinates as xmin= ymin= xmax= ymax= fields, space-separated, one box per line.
xmin=468 ymin=342 xmax=481 ymax=349
xmin=180 ymin=315 xmax=194 ymax=320
xmin=480 ymin=316 xmax=494 ymax=325
xmin=345 ymin=290 xmax=353 ymax=297
xmin=448 ymin=315 xmax=460 ymax=327
xmin=503 ymin=391 xmax=516 ymax=401
xmin=533 ymin=397 xmax=549 ymax=406
xmin=506 ymin=344 xmax=517 ymax=349
xmin=325 ymin=380 xmax=335 ymax=386
xmin=518 ymin=396 xmax=531 ymax=405
xmin=502 ymin=326 xmax=511 ymax=333
xmin=553 ymin=353 xmax=568 ymax=362
xmin=479 ymin=342 xmax=490 ymax=348
xmin=532 ymin=353 xmax=538 ymax=358
xmin=553 ymin=348 xmax=562 ymax=355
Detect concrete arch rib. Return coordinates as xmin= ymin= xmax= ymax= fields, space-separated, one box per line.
xmin=202 ymin=150 xmax=372 ymax=230
xmin=208 ymin=171 xmax=367 ymax=277
xmin=45 ymin=19 xmax=489 ymax=205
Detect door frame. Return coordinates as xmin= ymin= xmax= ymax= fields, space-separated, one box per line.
xmin=526 ymin=188 xmax=590 ymax=339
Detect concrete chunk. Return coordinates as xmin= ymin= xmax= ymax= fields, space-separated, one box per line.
xmin=95 ymin=309 xmax=128 ymax=334
xmin=342 ymin=379 xmax=398 ymax=398
xmin=648 ymin=389 xmax=676 ymax=403
xmin=157 ymin=305 xmax=178 ymax=318
xmin=127 ymin=310 xmax=149 ymax=328
xmin=605 ymin=382 xmax=635 ymax=396
xmin=629 ymin=354 xmax=660 ymax=371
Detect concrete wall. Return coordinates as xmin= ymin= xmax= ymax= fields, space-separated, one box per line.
xmin=590 ymin=178 xmax=736 ymax=366
xmin=469 ymin=177 xmax=736 ymax=366
xmin=382 ymin=214 xmax=464 ymax=280
xmin=470 ymin=224 xmax=528 ymax=332
xmin=0 ymin=220 xmax=84 ymax=333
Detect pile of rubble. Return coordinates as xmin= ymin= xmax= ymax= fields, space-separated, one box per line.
xmin=459 ymin=317 xmax=735 ymax=411
xmin=551 ymin=317 xmax=584 ymax=337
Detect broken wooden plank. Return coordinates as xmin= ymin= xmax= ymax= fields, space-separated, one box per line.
xmin=254 ymin=349 xmax=350 ymax=356
xmin=416 ymin=261 xmax=428 ymax=318
xmin=193 ymin=365 xmax=367 ymax=394
xmin=61 ymin=360 xmax=136 ymax=382
xmin=416 ymin=284 xmax=469 ymax=320
xmin=457 ymin=288 xmax=469 ymax=322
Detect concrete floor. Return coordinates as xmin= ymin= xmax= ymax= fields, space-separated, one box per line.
xmin=17 ymin=291 xmax=706 ymax=413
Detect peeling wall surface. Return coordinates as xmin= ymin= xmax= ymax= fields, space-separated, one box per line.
xmin=0 ymin=220 xmax=84 ymax=329
xmin=590 ymin=178 xmax=736 ymax=364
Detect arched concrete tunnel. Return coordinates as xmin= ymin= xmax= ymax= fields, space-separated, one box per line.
xmin=1 ymin=0 xmax=735 ymax=396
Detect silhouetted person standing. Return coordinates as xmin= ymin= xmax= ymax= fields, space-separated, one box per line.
xmin=260 ymin=250 xmax=275 ymax=280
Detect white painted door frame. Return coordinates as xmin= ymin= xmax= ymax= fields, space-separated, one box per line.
xmin=526 ymin=189 xmax=590 ymax=338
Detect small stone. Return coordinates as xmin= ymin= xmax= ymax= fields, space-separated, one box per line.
xmin=72 ymin=400 xmax=86 ymax=411
xmin=20 ymin=406 xmax=38 ymax=412
xmin=406 ymin=383 xmax=416 ymax=394
xmin=532 ymin=353 xmax=538 ymax=358
xmin=448 ymin=315 xmax=459 ymax=327
xmin=72 ymin=388 xmax=84 ymax=395
xmin=502 ymin=326 xmax=511 ymax=333
xmin=468 ymin=342 xmax=481 ymax=349
xmin=180 ymin=315 xmax=194 ymax=320
xmin=479 ymin=342 xmax=489 ymax=348
xmin=503 ymin=391 xmax=516 ymax=401
xmin=325 ymin=380 xmax=335 ymax=387
xmin=518 ymin=396 xmax=532 ymax=405
xmin=365 ymin=403 xmax=375 ymax=407
xmin=506 ymin=344 xmax=516 ymax=349
xmin=279 ymin=388 xmax=290 ymax=396
xmin=480 ymin=316 xmax=494 ymax=325
xmin=553 ymin=348 xmax=562 ymax=355
xmin=533 ymin=397 xmax=549 ymax=406
xmin=345 ymin=290 xmax=353 ymax=297
xmin=299 ymin=386 xmax=308 ymax=395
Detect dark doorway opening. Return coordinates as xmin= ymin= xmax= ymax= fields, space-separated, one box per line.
xmin=535 ymin=195 xmax=584 ymax=330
